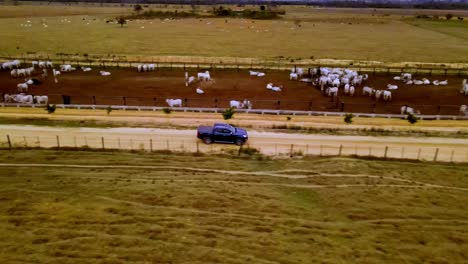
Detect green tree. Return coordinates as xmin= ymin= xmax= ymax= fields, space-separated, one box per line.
xmin=222 ymin=108 xmax=235 ymax=120
xmin=134 ymin=4 xmax=143 ymax=13
xmin=117 ymin=17 xmax=126 ymax=28
xmin=344 ymin=113 xmax=354 ymax=124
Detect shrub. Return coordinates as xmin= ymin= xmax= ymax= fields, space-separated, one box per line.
xmin=106 ymin=106 xmax=112 ymax=115
xmin=446 ymin=13 xmax=453 ymax=20
xmin=239 ymin=146 xmax=260 ymax=156
xmin=286 ymin=116 xmax=292 ymax=121
xmin=344 ymin=113 xmax=354 ymax=124
xmin=222 ymin=108 xmax=235 ymax=120
xmin=407 ymin=113 xmax=418 ymax=124
xmin=117 ymin=17 xmax=126 ymax=27
xmin=134 ymin=4 xmax=143 ymax=13
xmin=162 ymin=108 xmax=172 ymax=114
xmin=45 ymin=104 xmax=56 ymax=114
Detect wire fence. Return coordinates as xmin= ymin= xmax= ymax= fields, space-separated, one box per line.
xmin=2 ymin=134 xmax=467 ymax=163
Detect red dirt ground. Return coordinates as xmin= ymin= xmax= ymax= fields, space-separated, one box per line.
xmin=0 ymin=67 xmax=467 ymax=115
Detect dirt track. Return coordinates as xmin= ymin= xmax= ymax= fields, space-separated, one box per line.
xmin=1 ymin=67 xmax=467 ymax=114
xmin=1 ymin=125 xmax=467 ymax=162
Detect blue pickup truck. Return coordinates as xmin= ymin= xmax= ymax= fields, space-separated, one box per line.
xmin=197 ymin=123 xmax=248 ymax=145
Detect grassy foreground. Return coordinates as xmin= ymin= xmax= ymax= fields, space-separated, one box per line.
xmin=0 ymin=149 xmax=467 ymax=263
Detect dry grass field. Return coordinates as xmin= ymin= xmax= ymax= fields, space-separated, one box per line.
xmin=0 ymin=4 xmax=467 ymax=62
xmin=0 ymin=149 xmax=467 ymax=263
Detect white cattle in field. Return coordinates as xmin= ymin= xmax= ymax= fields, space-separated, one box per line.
xmin=196 ymin=88 xmax=204 ymax=94
xmin=46 ymin=61 xmax=53 ymax=68
xmin=148 ymin=64 xmax=155 ymax=71
xmin=459 ymin=105 xmax=467 ymax=115
xmin=60 ymin=64 xmax=72 ymax=71
xmin=422 ymin=78 xmax=430 ymax=85
xmin=53 ymin=69 xmax=61 ymax=76
xmin=197 ymin=71 xmax=210 ymax=81
xmin=291 ymin=67 xmax=304 ymax=77
xmin=332 ymin=78 xmax=340 ymax=87
xmin=326 ymin=87 xmax=338 ymax=97
xmin=289 ymin=73 xmax=298 ymax=80
xmin=3 ymin=94 xmax=15 ymax=103
xmin=137 ymin=65 xmax=143 ymax=72
xmin=438 ymin=80 xmax=448 ymax=86
xmin=401 ymin=73 xmax=412 ymax=81
xmin=375 ymin=90 xmax=383 ymax=100
xmin=387 ymin=84 xmax=398 ymax=90
xmin=242 ymin=99 xmax=252 ymax=109
xmin=319 ymin=76 xmax=329 ymax=90
xmin=17 ymin=83 xmax=28 ymax=92
xmin=344 ymin=84 xmax=350 ymax=95
xmin=142 ymin=65 xmax=148 ymax=72
xmin=230 ymin=100 xmax=242 ymax=109
xmin=33 ymin=95 xmax=48 ymax=104
xmin=393 ymin=76 xmax=401 ymax=81
xmin=185 ymin=76 xmax=196 ymax=86
xmin=82 ymin=67 xmax=92 ymax=72
xmin=32 ymin=61 xmax=38 ymax=68
xmin=406 ymin=80 xmax=413 ymax=85
xmin=249 ymin=70 xmax=258 ymax=76
xmin=256 ymin=72 xmax=265 ymax=77
xmin=38 ymin=61 xmax=46 ymax=69
xmin=401 ymin=105 xmax=420 ymax=115
xmin=14 ymin=94 xmax=33 ymax=104
xmin=383 ymin=90 xmax=392 ymax=101
xmin=100 ymin=71 xmax=111 ymax=76
xmin=413 ymin=80 xmax=423 ymax=85
xmin=362 ymin=86 xmax=375 ymax=96
xmin=349 ymin=86 xmax=355 ymax=96
xmin=166 ymin=99 xmax=182 ymax=107
xmin=10 ymin=69 xmax=18 ymax=78
xmin=271 ymin=86 xmax=282 ymax=92
xmin=461 ymin=79 xmax=468 ymax=95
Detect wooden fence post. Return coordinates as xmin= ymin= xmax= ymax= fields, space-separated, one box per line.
xmin=150 ymin=138 xmax=153 ymax=152
xmin=417 ymin=148 xmax=421 ymax=160
xmin=450 ymin=149 xmax=454 ymax=162
xmin=290 ymin=144 xmax=294 ymax=157
xmin=166 ymin=140 xmax=169 ymax=150
xmin=37 ymin=136 xmax=40 ymax=148
xmin=275 ymin=144 xmax=277 ymax=155
xmin=433 ymin=148 xmax=439 ymax=162
xmin=6 ymin=135 xmax=11 ymax=149
xmin=56 ymin=135 xmax=60 ymax=148
xmin=23 ymin=136 xmax=27 ymax=147
xmin=305 ymin=144 xmax=309 ymax=155
xmin=238 ymin=144 xmax=242 ymax=156
xmin=369 ymin=146 xmax=372 ymax=157
xmin=196 ymin=141 xmax=199 ymax=153
xmin=384 ymin=146 xmax=388 ymax=159
xmin=101 ymin=137 xmax=105 ymax=150
xmin=74 ymin=136 xmax=77 ymax=148
xmin=320 ymin=145 xmax=323 ymax=156
xmin=401 ymin=147 xmax=405 ymax=159
xmin=118 ymin=137 xmax=121 ymax=149
xmin=338 ymin=144 xmax=343 ymax=156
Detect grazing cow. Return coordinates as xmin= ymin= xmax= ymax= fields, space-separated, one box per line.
xmin=459 ymin=105 xmax=467 ymax=115
xmin=148 ymin=64 xmax=155 ymax=71
xmin=32 ymin=61 xmax=39 ymax=68
xmin=401 ymin=105 xmax=420 ymax=115
xmin=422 ymin=78 xmax=431 ymax=85
xmin=14 ymin=94 xmax=33 ymax=104
xmin=401 ymin=73 xmax=412 ymax=81
xmin=196 ymin=88 xmax=204 ymax=94
xmin=393 ymin=76 xmax=401 ymax=81
xmin=406 ymin=80 xmax=413 ymax=85
xmin=33 ymin=95 xmax=48 ymax=104
xmin=349 ymin=86 xmax=355 ymax=96
xmin=166 ymin=99 xmax=182 ymax=107
xmin=332 ymin=78 xmax=340 ymax=87
xmin=100 ymin=71 xmax=111 ymax=76
xmin=383 ymin=90 xmax=392 ymax=101
xmin=299 ymin=78 xmax=312 ymax=83
xmin=438 ymin=80 xmax=448 ymax=86
xmin=249 ymin=70 xmax=258 ymax=76
xmin=46 ymin=61 xmax=53 ymax=68
xmin=387 ymin=84 xmax=398 ymax=90
xmin=142 ymin=65 xmax=148 ymax=72
xmin=344 ymin=84 xmax=350 ymax=95
xmin=38 ymin=61 xmax=46 ymax=69
xmin=53 ymin=69 xmax=61 ymax=76
xmin=413 ymin=80 xmax=423 ymax=85
xmin=10 ymin=69 xmax=18 ymax=78
xmin=267 ymin=83 xmax=282 ymax=92
xmin=60 ymin=64 xmax=72 ymax=71
xmin=26 ymin=79 xmax=34 ymax=85
xmin=242 ymin=99 xmax=252 ymax=109
xmin=326 ymin=87 xmax=338 ymax=97
xmin=82 ymin=67 xmax=92 ymax=72
xmin=362 ymin=86 xmax=375 ymax=96
xmin=230 ymin=100 xmax=242 ymax=109
xmin=256 ymin=72 xmax=265 ymax=77
xmin=197 ymin=71 xmax=210 ymax=81
xmin=3 ymin=94 xmax=15 ymax=103
xmin=17 ymin=83 xmax=28 ymax=92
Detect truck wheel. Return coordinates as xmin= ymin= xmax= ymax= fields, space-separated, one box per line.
xmin=235 ymin=139 xmax=245 ymax=146
xmin=203 ymin=137 xmax=213 ymax=144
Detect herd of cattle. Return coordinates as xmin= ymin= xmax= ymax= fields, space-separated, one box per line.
xmin=1 ymin=59 xmax=467 ymax=115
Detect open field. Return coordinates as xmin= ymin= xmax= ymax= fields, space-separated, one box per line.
xmin=0 ymin=150 xmax=467 ymax=263
xmin=1 ymin=67 xmax=467 ymax=114
xmin=0 ymin=4 xmax=467 ymax=62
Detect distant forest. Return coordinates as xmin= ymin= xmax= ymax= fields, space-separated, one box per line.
xmin=12 ymin=1 xmax=468 ymax=10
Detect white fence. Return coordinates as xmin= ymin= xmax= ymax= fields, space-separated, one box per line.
xmin=2 ymin=134 xmax=467 ymax=163
xmin=2 ymin=103 xmax=468 ymax=121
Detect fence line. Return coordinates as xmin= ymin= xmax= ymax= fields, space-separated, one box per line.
xmin=1 ymin=134 xmax=466 ymax=163
xmin=1 ymin=103 xmax=468 ymax=120
xmin=1 ymin=54 xmax=468 ymax=76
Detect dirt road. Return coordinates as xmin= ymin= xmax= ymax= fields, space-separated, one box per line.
xmin=1 ymin=125 xmax=467 ymax=162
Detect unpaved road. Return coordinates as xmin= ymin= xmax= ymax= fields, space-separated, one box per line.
xmin=1 ymin=125 xmax=467 ymax=162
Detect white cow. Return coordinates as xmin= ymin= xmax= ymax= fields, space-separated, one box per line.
xmin=349 ymin=86 xmax=355 ymax=96
xmin=100 ymin=71 xmax=111 ymax=76
xmin=82 ymin=67 xmax=92 ymax=72
xmin=459 ymin=105 xmax=467 ymax=115
xmin=332 ymin=78 xmax=340 ymax=87
xmin=3 ymin=94 xmax=15 ymax=103
xmin=60 ymin=64 xmax=72 ymax=71
xmin=362 ymin=86 xmax=375 ymax=96
xmin=197 ymin=71 xmax=211 ymax=81
xmin=17 ymin=83 xmax=28 ymax=92
xmin=166 ymin=99 xmax=182 ymax=107
xmin=256 ymin=72 xmax=265 ymax=77
xmin=266 ymin=83 xmax=282 ymax=92
xmin=413 ymin=80 xmax=423 ymax=85
xmin=46 ymin=61 xmax=53 ymax=68
xmin=196 ymin=88 xmax=204 ymax=94
xmin=230 ymin=100 xmax=242 ymax=109
xmin=249 ymin=70 xmax=258 ymax=76
xmin=406 ymin=80 xmax=414 ymax=85
xmin=53 ymin=69 xmax=61 ymax=76
xmin=148 ymin=64 xmax=155 ymax=71
xmin=375 ymin=90 xmax=383 ymax=100
xmin=422 ymin=78 xmax=431 ymax=85
xmin=289 ymin=73 xmax=298 ymax=80
xmin=14 ymin=94 xmax=33 ymax=104
xmin=383 ymin=90 xmax=392 ymax=101
xmin=461 ymin=79 xmax=468 ymax=95
xmin=438 ymin=80 xmax=448 ymax=86
xmin=326 ymin=87 xmax=338 ymax=97
xmin=33 ymin=95 xmax=48 ymax=104
xmin=387 ymin=84 xmax=398 ymax=90
xmin=401 ymin=73 xmax=412 ymax=81
xmin=242 ymin=99 xmax=252 ymax=109
xmin=393 ymin=76 xmax=401 ymax=81
xmin=185 ymin=76 xmax=196 ymax=87
xmin=401 ymin=105 xmax=420 ymax=115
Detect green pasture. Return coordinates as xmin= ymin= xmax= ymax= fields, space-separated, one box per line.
xmin=0 ymin=4 xmax=467 ymax=62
